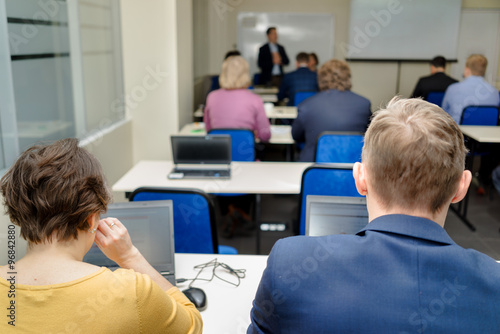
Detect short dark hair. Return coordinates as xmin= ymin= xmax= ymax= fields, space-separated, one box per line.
xmin=309 ymin=53 xmax=319 ymax=65
xmin=266 ymin=27 xmax=276 ymax=35
xmin=224 ymin=50 xmax=241 ymax=60
xmin=296 ymin=52 xmax=309 ymax=64
xmin=430 ymin=56 xmax=446 ymax=69
xmin=0 ymin=138 xmax=112 ymax=244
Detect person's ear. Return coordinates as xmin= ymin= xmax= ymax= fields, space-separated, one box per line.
xmin=353 ymin=162 xmax=368 ymax=196
xmin=464 ymin=67 xmax=471 ymax=78
xmin=87 ymin=213 xmax=99 ymax=233
xmin=450 ymin=170 xmax=472 ymax=204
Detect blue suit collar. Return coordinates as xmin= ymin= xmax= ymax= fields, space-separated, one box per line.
xmin=358 ymin=214 xmax=455 ymax=245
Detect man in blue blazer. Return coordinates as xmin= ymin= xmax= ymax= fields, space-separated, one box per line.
xmin=257 ymin=27 xmax=289 ymax=87
xmin=248 ymin=97 xmax=500 ymax=333
xmin=277 ymin=52 xmax=318 ymax=106
xmin=292 ymin=59 xmax=371 ymax=162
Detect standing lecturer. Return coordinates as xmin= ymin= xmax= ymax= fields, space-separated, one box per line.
xmin=257 ymin=27 xmax=289 ymax=87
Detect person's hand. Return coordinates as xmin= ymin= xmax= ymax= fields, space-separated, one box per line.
xmin=272 ymin=52 xmax=282 ymax=65
xmin=94 ymin=218 xmax=140 ymax=267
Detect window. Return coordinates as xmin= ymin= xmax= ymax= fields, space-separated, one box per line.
xmin=0 ymin=0 xmax=124 ymax=169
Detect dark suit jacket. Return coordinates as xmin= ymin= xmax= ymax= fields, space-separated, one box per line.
xmin=292 ymin=89 xmax=371 ymax=162
xmin=278 ymin=67 xmax=318 ymax=106
xmin=257 ymin=43 xmax=289 ymax=85
xmin=248 ymin=215 xmax=500 ymax=333
xmin=411 ymin=72 xmax=458 ymax=99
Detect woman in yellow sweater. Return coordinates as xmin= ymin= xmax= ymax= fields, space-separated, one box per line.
xmin=0 ymin=138 xmax=202 ymax=333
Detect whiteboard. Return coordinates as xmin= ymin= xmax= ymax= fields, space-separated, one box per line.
xmin=237 ymin=12 xmax=334 ymax=77
xmin=346 ymin=0 xmax=462 ymax=60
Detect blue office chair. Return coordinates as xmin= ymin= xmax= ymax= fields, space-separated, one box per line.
xmin=426 ymin=91 xmax=445 ymax=107
xmin=294 ymin=91 xmax=316 ymax=106
xmin=460 ymin=106 xmax=500 ymax=126
xmin=315 ymin=131 xmax=364 ymax=163
xmin=129 ymin=187 xmax=238 ymax=254
xmin=253 ymin=73 xmax=261 ymax=86
xmin=298 ymin=164 xmax=363 ymax=235
xmin=208 ymin=129 xmax=255 ymax=161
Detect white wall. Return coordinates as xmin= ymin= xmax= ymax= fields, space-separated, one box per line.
xmin=176 ymin=0 xmax=194 ymax=128
xmin=121 ymin=0 xmax=182 ymax=162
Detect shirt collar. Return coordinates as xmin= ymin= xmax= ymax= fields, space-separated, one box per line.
xmin=465 ymin=75 xmax=484 ymax=82
xmin=357 ymin=214 xmax=455 ymax=245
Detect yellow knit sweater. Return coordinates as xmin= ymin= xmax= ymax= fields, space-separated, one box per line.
xmin=0 ymin=267 xmax=202 ymax=333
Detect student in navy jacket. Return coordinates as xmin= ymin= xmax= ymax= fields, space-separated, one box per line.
xmin=248 ymin=97 xmax=500 ymax=334
xmin=257 ymin=27 xmax=289 ymax=87
xmin=277 ymin=52 xmax=318 ymax=106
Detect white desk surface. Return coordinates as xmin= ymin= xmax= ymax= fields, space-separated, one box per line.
xmin=179 ymin=122 xmax=294 ymax=144
xmin=266 ymin=106 xmax=297 ymax=119
xmin=260 ymin=94 xmax=278 ymax=103
xmin=112 ymin=160 xmax=312 ymax=195
xmin=190 ymin=106 xmax=296 ymax=120
xmin=459 ymin=126 xmax=500 ymax=143
xmin=252 ymin=87 xmax=279 ymax=95
xmin=175 ymin=253 xmax=267 ymax=334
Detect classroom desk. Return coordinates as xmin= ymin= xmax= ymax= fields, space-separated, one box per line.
xmin=454 ymin=126 xmax=500 ymax=231
xmin=266 ymin=106 xmax=297 ymax=119
xmin=179 ymin=122 xmax=294 ymax=145
xmin=253 ymin=87 xmax=279 ymax=103
xmin=189 ymin=106 xmax=297 ymax=121
xmin=259 ymin=94 xmax=278 ymax=103
xmin=175 ymin=253 xmax=267 ymax=334
xmin=112 ymin=160 xmax=312 ymax=196
xmin=252 ymin=87 xmax=279 ymax=95
xmin=113 ymin=160 xmax=312 ymax=253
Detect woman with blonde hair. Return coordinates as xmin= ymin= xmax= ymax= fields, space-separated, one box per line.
xmin=204 ymin=55 xmax=271 ymax=142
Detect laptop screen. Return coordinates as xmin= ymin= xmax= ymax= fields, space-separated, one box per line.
xmin=171 ymin=135 xmax=231 ymax=164
xmin=305 ymin=195 xmax=369 ymax=236
xmin=83 ymin=201 xmax=175 ymax=274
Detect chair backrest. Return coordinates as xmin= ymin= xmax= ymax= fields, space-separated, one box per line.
xmin=315 ymin=131 xmax=364 ymax=163
xmin=208 ymin=129 xmax=255 ymax=161
xmin=294 ymin=91 xmax=316 ymax=106
xmin=129 ymin=187 xmax=219 ymax=254
xmin=460 ymin=105 xmax=500 ymax=126
xmin=298 ymin=164 xmax=363 ymax=235
xmin=253 ymin=73 xmax=260 ymax=86
xmin=426 ymin=91 xmax=445 ymax=107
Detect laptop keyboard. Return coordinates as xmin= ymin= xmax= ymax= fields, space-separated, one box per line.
xmin=172 ymin=169 xmax=230 ymax=178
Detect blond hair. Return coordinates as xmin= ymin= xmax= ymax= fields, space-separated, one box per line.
xmin=466 ymin=54 xmax=488 ymax=77
xmin=362 ymin=97 xmax=467 ymax=214
xmin=219 ymin=56 xmax=251 ymax=89
xmin=317 ymin=59 xmax=352 ymax=91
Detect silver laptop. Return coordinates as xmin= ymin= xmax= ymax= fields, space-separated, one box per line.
xmin=83 ymin=200 xmax=176 ymax=285
xmin=305 ymin=195 xmax=369 ymax=236
xmin=169 ymin=135 xmax=232 ymax=179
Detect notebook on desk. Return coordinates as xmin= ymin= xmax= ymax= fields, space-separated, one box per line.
xmin=305 ymin=195 xmax=369 ymax=236
xmin=83 ymin=201 xmax=176 ymax=285
xmin=169 ymin=135 xmax=232 ymax=179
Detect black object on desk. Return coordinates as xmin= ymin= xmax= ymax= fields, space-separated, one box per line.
xmin=183 ymin=287 xmax=207 ymax=311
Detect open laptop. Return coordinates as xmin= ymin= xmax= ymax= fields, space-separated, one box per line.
xmin=305 ymin=195 xmax=369 ymax=236
xmin=83 ymin=200 xmax=176 ymax=285
xmin=169 ymin=135 xmax=232 ymax=179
